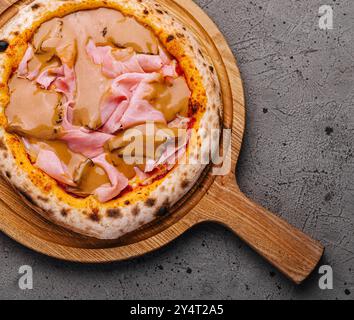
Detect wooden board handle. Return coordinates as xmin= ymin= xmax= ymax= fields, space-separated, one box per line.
xmin=199 ymin=177 xmax=324 ymax=284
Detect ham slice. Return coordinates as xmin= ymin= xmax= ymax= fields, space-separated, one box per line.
xmin=101 ymin=100 xmax=129 ymax=134
xmin=100 ymin=73 xmax=166 ymax=133
xmin=61 ymin=128 xmax=113 ymax=159
xmin=92 ymin=154 xmax=129 ymax=202
xmin=86 ymin=40 xmax=176 ymax=79
xmin=36 ymin=68 xmax=59 ymax=89
xmin=60 ymin=103 xmax=113 ymax=158
xmin=35 ymin=148 xmax=76 ymax=186
xmin=120 ymin=99 xmax=166 ymax=129
xmin=161 ymin=62 xmax=178 ymax=78
xmin=18 ymin=45 xmax=40 ymax=80
xmin=134 ymin=167 xmax=151 ymax=181
xmin=53 ymin=65 xmax=76 ymax=102
xmin=36 ymin=64 xmax=76 ymax=102
xmin=159 ymin=46 xmax=178 ymax=78
xmin=86 ymin=40 xmax=143 ymax=78
xmin=136 ymin=54 xmax=163 ymax=72
xmin=18 ymin=45 xmax=76 ymax=102
xmin=120 ymin=73 xmax=166 ymax=128
xmin=145 ymin=129 xmax=191 ymax=173
xmin=99 ymin=74 xmax=135 ymax=132
xmin=159 ymin=46 xmax=171 ymax=65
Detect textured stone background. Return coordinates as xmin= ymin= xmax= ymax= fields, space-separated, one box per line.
xmin=0 ymin=0 xmax=353 ymax=300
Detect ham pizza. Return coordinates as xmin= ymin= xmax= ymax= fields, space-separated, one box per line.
xmin=0 ymin=0 xmax=222 ymax=239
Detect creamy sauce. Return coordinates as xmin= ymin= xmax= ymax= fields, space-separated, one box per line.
xmin=148 ymin=77 xmax=190 ymax=122
xmin=74 ymin=162 xmax=111 ymax=196
xmin=107 ymin=123 xmax=183 ymax=168
xmin=6 ymin=77 xmax=61 ymax=139
xmin=68 ymin=9 xmax=159 ymax=54
xmin=26 ymin=138 xmax=111 ymax=194
xmin=25 ymin=139 xmax=86 ymax=179
xmin=108 ymin=124 xmax=172 ymax=156
xmin=108 ymin=152 xmax=137 ymax=180
xmin=28 ymin=53 xmax=62 ymax=76
xmin=6 ymin=8 xmax=192 ymax=200
xmin=73 ymin=43 xmax=111 ymax=129
xmin=33 ymin=18 xmax=77 ymax=68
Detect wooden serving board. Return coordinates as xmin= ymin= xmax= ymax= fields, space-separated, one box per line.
xmin=0 ymin=0 xmax=324 ymax=284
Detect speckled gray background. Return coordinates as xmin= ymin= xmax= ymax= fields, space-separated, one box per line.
xmin=0 ymin=0 xmax=353 ymax=300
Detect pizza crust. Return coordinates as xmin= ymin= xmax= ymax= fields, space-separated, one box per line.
xmin=0 ymin=0 xmax=222 ymax=239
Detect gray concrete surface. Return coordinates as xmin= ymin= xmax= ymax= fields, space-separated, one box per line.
xmin=0 ymin=0 xmax=353 ymax=300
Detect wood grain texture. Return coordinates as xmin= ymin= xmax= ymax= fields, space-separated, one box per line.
xmin=0 ymin=0 xmax=324 ymax=284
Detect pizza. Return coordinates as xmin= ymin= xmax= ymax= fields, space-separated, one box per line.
xmin=0 ymin=0 xmax=221 ymax=239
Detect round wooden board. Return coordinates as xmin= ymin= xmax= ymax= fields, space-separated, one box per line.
xmin=0 ymin=0 xmax=245 ymax=262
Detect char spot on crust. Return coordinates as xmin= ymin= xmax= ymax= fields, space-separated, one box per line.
xmin=61 ymin=209 xmax=70 ymax=217
xmin=181 ymin=180 xmax=190 ymax=189
xmin=124 ymin=200 xmax=130 ymax=205
xmin=156 ymin=9 xmax=164 ymax=14
xmin=107 ymin=208 xmax=122 ymax=218
xmin=209 ymin=65 xmax=215 ymax=73
xmin=0 ymin=40 xmax=9 ymax=52
xmin=143 ymin=8 xmax=149 ymax=15
xmin=145 ymin=198 xmax=156 ymax=207
xmin=132 ymin=205 xmax=140 ymax=216
xmin=166 ymin=35 xmax=175 ymax=43
xmin=19 ymin=189 xmax=36 ymax=206
xmin=156 ymin=199 xmax=170 ymax=217
xmin=89 ymin=208 xmax=101 ymax=222
xmin=31 ymin=3 xmax=41 ymax=10
xmin=5 ymin=171 xmax=11 ymax=178
xmin=37 ymin=195 xmax=49 ymax=202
